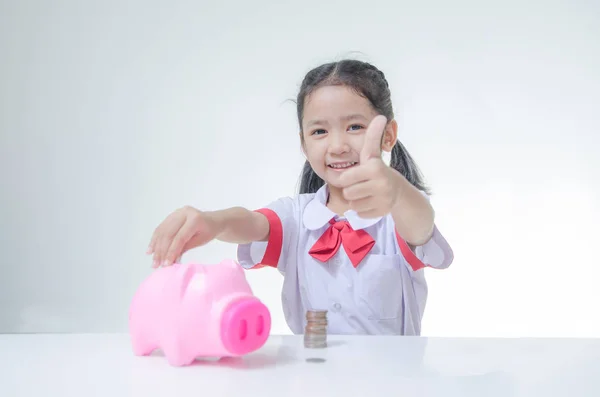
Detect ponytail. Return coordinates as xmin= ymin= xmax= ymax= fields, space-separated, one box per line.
xmin=298 ymin=160 xmax=325 ymax=194
xmin=390 ymin=140 xmax=430 ymax=194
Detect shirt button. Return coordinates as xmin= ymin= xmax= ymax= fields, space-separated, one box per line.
xmin=333 ymin=303 xmax=341 ymax=311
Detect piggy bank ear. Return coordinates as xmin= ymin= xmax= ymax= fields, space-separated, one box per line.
xmin=220 ymin=259 xmax=247 ymax=283
xmin=220 ymin=259 xmax=244 ymax=274
xmin=172 ymin=263 xmax=202 ymax=299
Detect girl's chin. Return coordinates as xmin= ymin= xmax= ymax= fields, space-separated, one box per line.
xmin=321 ymin=176 xmax=344 ymax=189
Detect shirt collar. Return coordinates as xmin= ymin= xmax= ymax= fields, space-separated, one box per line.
xmin=302 ymin=184 xmax=382 ymax=231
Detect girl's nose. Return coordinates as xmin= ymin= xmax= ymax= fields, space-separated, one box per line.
xmin=328 ymin=133 xmax=350 ymax=154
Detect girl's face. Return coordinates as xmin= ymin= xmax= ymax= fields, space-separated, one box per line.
xmin=301 ymin=85 xmax=396 ymax=190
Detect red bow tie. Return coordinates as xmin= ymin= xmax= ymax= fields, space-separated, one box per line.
xmin=308 ymin=219 xmax=375 ymax=268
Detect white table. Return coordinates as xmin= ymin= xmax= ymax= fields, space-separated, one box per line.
xmin=1 ymin=333 xmax=598 ymax=396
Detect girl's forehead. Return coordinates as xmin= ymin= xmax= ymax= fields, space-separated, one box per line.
xmin=304 ymin=85 xmax=373 ymax=118
xmin=306 ymin=85 xmax=365 ymax=104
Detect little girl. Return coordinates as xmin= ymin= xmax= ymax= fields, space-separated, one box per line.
xmin=147 ymin=59 xmax=454 ymax=336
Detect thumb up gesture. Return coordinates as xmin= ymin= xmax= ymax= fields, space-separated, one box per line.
xmin=338 ymin=115 xmax=400 ymax=219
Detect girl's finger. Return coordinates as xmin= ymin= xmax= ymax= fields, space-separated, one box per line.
xmin=349 ymin=196 xmax=376 ymax=214
xmin=152 ymin=253 xmax=160 ymax=268
xmin=360 ymin=115 xmax=387 ymax=164
xmin=164 ymin=220 xmax=197 ymax=266
xmin=343 ymin=180 xmax=376 ymax=201
xmin=147 ymin=229 xmax=159 ymax=255
xmin=148 ymin=214 xmax=172 ymax=259
xmin=154 ymin=217 xmax=185 ymax=267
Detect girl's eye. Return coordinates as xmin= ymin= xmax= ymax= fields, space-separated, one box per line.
xmin=312 ymin=129 xmax=327 ymax=135
xmin=348 ymin=124 xmax=364 ymax=131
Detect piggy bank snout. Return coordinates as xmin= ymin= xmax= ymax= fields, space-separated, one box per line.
xmin=220 ymin=296 xmax=271 ymax=356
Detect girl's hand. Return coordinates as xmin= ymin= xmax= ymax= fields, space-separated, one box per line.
xmin=338 ymin=115 xmax=401 ymax=219
xmin=147 ymin=206 xmax=221 ymax=268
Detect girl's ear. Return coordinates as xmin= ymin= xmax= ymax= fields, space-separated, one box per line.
xmin=381 ymin=119 xmax=398 ymax=152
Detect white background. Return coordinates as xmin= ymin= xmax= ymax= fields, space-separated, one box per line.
xmin=1 ymin=0 xmax=598 ymax=337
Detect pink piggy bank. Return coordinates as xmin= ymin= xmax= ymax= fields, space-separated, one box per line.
xmin=128 ymin=259 xmax=271 ymax=366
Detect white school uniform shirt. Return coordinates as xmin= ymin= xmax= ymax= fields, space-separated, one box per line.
xmin=236 ymin=184 xmax=453 ymax=335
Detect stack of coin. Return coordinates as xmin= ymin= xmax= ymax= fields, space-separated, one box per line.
xmin=304 ymin=310 xmax=328 ymax=348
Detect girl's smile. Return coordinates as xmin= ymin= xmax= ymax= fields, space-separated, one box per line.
xmin=327 ymin=161 xmax=358 ymax=171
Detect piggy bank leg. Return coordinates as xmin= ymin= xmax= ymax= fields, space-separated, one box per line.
xmin=131 ymin=335 xmax=156 ymax=356
xmin=130 ymin=321 xmax=157 ymax=356
xmin=162 ymin=339 xmax=196 ymax=367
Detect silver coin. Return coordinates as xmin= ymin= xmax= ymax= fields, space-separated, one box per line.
xmin=304 ymin=341 xmax=327 ymax=347
xmin=304 ymin=335 xmax=326 ymax=340
xmin=306 ymin=357 xmax=326 ymax=363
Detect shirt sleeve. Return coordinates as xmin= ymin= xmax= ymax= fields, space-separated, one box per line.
xmin=394 ymin=191 xmax=454 ymax=272
xmin=236 ymin=196 xmax=299 ymax=274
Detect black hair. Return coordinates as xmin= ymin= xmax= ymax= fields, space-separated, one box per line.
xmin=296 ymin=59 xmax=430 ymax=195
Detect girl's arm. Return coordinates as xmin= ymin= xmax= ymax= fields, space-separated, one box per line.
xmin=149 ymin=206 xmax=270 ymax=267
xmin=389 ymin=173 xmax=454 ymax=271
xmin=389 ymin=171 xmax=435 ymax=247
xmin=208 ymin=207 xmax=270 ymax=244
